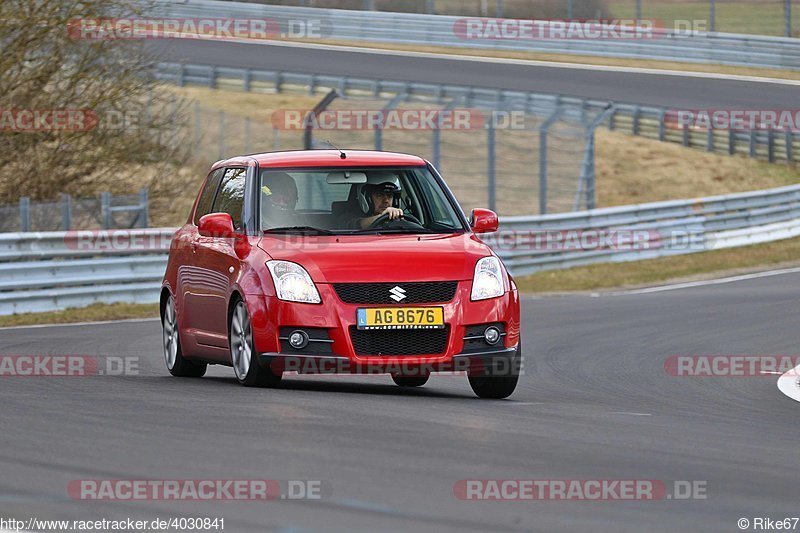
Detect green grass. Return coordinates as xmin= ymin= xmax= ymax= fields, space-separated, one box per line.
xmin=515 ymin=235 xmax=800 ymax=292
xmin=0 ymin=303 xmax=159 ymax=328
xmin=609 ymin=0 xmax=798 ymax=37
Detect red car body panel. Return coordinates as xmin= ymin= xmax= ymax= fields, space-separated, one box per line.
xmin=162 ymin=150 xmax=520 ymax=375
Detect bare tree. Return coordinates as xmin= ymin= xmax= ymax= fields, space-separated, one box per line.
xmin=0 ymin=0 xmax=189 ymax=203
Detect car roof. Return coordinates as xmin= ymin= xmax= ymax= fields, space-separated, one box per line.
xmin=211 ymin=150 xmax=428 ymax=171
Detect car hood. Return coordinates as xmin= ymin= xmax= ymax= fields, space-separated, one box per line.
xmin=257 ymin=232 xmax=491 ymax=283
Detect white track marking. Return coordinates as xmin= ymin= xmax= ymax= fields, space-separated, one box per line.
xmin=593 ymin=266 xmax=800 ymax=297
xmin=0 ymin=317 xmax=159 ymax=331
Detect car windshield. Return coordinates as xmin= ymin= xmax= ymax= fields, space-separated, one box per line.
xmin=259 ymin=167 xmax=466 ymax=235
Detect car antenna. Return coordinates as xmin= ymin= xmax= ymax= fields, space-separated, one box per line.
xmin=326 ymin=140 xmax=347 ymax=159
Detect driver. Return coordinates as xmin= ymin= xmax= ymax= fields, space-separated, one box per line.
xmin=343 ymin=173 xmax=405 ymax=230
xmin=261 ymin=171 xmax=299 ymax=227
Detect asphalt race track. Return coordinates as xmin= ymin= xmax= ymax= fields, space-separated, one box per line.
xmin=1 ymin=272 xmax=797 ymax=532
xmin=149 ymin=39 xmax=800 ymax=109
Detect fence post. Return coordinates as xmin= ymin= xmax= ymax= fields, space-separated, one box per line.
xmin=101 ymin=192 xmax=111 ymax=229
xmin=496 ymin=0 xmax=504 ymax=18
xmin=682 ymin=123 xmax=690 ymax=147
xmin=567 ymin=0 xmax=574 ymax=18
xmin=245 ymin=117 xmax=251 ymax=154
xmin=728 ymin=129 xmax=735 ymax=155
xmin=275 ymin=72 xmax=283 ymax=94
xmin=177 ymin=64 xmax=185 ymax=87
xmin=636 ymin=0 xmax=642 ymax=20
xmin=304 ymin=90 xmax=340 ymax=150
xmin=768 ymin=129 xmax=775 ymax=163
xmin=243 ymin=68 xmax=252 ymax=92
xmin=209 ymin=66 xmax=217 ymax=89
xmin=749 ymin=129 xmax=757 ymax=158
xmin=786 ymin=0 xmax=792 ymax=38
xmin=787 ymin=131 xmax=794 ymax=163
xmin=426 ymin=0 xmax=434 ymax=14
xmin=487 ymin=121 xmax=496 ymax=212
xmin=139 ymin=188 xmax=149 ymax=228
xmin=706 ymin=127 xmax=714 ymax=152
xmin=632 ymin=105 xmax=641 ymax=136
xmin=219 ymin=110 xmax=225 ymax=159
xmin=658 ymin=109 xmax=666 ymax=141
xmin=19 ymin=197 xmax=30 ymax=232
xmin=61 ymin=194 xmax=71 ymax=231
xmin=539 ymin=108 xmax=563 ymax=215
xmin=709 ymin=0 xmax=716 ymax=32
xmin=193 ymin=101 xmax=201 ymax=149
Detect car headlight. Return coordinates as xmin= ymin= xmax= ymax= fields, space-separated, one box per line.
xmin=471 ymin=256 xmax=505 ymax=301
xmin=266 ymin=261 xmax=321 ymax=304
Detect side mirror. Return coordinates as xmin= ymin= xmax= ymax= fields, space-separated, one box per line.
xmin=198 ymin=213 xmax=237 ymax=238
xmin=471 ymin=208 xmax=499 ymax=234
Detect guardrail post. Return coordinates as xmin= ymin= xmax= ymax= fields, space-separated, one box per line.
xmin=219 ymin=110 xmax=225 ymax=159
xmin=61 ymin=194 xmax=71 ymax=231
xmin=728 ymin=130 xmax=735 ymax=155
xmin=786 ymin=131 xmax=794 ymax=163
xmin=682 ymin=123 xmax=690 ymax=147
xmin=139 ymin=188 xmax=149 ymax=228
xmin=658 ymin=110 xmax=666 ymax=141
xmin=487 ymin=120 xmax=496 ymax=212
xmin=177 ymin=64 xmax=185 ymax=87
xmin=209 ymin=66 xmax=217 ymax=89
xmin=101 ymin=192 xmax=111 ymax=229
xmin=19 ymin=197 xmax=30 ymax=232
xmin=243 ymin=68 xmax=252 ymax=92
xmin=706 ymin=127 xmax=714 ymax=152
xmin=632 ymin=105 xmax=641 ymax=136
xmin=309 ymin=74 xmax=317 ymax=95
xmin=768 ymin=130 xmax=776 ymax=163
xmin=275 ymin=72 xmax=283 ymax=94
xmin=608 ymin=108 xmax=616 ymax=131
xmin=749 ymin=130 xmax=757 ymax=158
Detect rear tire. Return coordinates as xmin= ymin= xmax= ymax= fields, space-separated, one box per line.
xmin=391 ymin=374 xmax=430 ymax=388
xmin=162 ymin=295 xmax=207 ymax=378
xmin=230 ymin=299 xmax=282 ymax=388
xmin=468 ymin=343 xmax=521 ymax=399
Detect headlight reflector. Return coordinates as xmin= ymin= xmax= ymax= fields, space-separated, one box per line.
xmin=266 ymin=261 xmax=321 ymax=304
xmin=471 ymin=256 xmax=504 ymax=301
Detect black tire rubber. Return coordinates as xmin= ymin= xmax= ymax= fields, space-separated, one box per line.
xmin=163 ymin=297 xmax=207 ymax=378
xmin=468 ymin=342 xmax=521 ymax=399
xmin=230 ymin=299 xmax=282 ymax=388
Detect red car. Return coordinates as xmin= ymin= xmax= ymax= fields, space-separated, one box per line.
xmin=161 ymin=150 xmax=521 ymax=399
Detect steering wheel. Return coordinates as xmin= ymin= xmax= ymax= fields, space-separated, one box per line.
xmin=369 ymin=212 xmax=424 ymax=229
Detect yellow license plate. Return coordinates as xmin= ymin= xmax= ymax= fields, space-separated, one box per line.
xmin=357 ymin=307 xmax=445 ymax=330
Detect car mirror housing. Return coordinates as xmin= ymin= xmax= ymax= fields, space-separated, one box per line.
xmin=471 ymin=208 xmax=499 ymax=234
xmin=198 ymin=213 xmax=237 ymax=238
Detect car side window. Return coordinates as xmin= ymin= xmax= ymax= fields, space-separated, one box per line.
xmin=193 ymin=168 xmax=225 ymax=226
xmin=213 ymin=168 xmax=247 ymax=230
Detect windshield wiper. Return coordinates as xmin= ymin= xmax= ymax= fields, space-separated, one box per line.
xmin=263 ymin=226 xmax=336 ymax=236
xmin=350 ymin=228 xmax=436 ymax=235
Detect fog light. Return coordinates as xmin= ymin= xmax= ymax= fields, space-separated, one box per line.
xmin=484 ymin=327 xmax=501 ymax=345
xmin=289 ymin=330 xmax=309 ymax=350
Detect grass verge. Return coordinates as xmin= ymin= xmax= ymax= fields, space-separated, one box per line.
xmin=0 ymin=303 xmax=159 ymax=328
xmin=515 ymin=235 xmax=800 ymax=293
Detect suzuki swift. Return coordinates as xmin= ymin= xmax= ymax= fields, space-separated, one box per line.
xmin=161 ymin=150 xmax=521 ymax=399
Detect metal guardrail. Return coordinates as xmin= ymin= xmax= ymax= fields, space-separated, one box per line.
xmin=155 ymin=0 xmax=800 ymax=70
xmin=3 ymin=184 xmax=800 ymax=314
xmin=156 ymin=62 xmax=799 ymax=165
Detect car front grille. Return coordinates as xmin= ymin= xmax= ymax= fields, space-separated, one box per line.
xmin=334 ymin=282 xmax=458 ymax=305
xmin=349 ymin=326 xmax=450 ymax=356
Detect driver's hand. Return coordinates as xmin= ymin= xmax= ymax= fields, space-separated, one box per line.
xmin=383 ymin=207 xmax=404 ymax=220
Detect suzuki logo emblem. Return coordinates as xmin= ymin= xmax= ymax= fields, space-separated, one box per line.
xmin=389 ymin=286 xmax=407 ymax=302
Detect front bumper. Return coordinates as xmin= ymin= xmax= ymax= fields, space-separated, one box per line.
xmin=247 ymin=281 xmax=520 ymax=373
xmin=259 ymin=345 xmax=519 ymax=376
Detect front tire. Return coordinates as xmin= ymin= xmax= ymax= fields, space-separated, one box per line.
xmin=468 ymin=343 xmax=521 ymax=399
xmin=162 ymin=295 xmax=207 ymax=378
xmin=230 ymin=299 xmax=282 ymax=388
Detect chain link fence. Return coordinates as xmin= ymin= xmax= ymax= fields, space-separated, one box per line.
xmin=0 ymin=190 xmax=149 ymax=233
